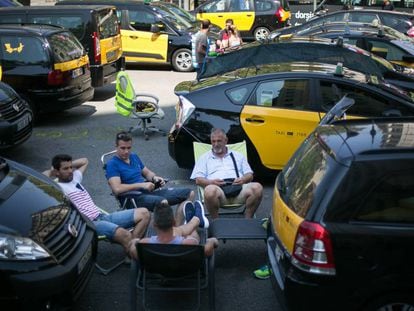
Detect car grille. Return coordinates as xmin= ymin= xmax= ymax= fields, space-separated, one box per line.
xmin=0 ymin=97 xmax=28 ymax=122
xmin=43 ymin=207 xmax=86 ymax=263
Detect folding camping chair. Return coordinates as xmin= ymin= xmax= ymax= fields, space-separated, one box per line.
xmin=130 ymin=242 xmax=216 ymax=311
xmin=193 ymin=140 xmax=248 ymax=216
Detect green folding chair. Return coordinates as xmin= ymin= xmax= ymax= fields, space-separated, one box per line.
xmin=193 ymin=141 xmax=248 ymax=216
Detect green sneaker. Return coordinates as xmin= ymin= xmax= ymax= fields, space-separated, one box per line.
xmin=253 ymin=265 xmax=270 ymax=279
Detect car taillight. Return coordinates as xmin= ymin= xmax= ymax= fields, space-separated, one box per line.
xmin=92 ymin=31 xmax=101 ymax=64
xmin=291 ymin=221 xmax=336 ymax=275
xmin=175 ymin=95 xmax=195 ymax=129
xmin=275 ymin=7 xmax=288 ymax=23
xmin=48 ymin=69 xmax=68 ymax=86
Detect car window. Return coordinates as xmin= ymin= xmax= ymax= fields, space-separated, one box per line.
xmin=29 ymin=16 xmax=86 ymax=40
xmin=282 ymin=134 xmax=330 ymax=217
xmin=255 ymin=0 xmax=273 ymax=11
xmin=0 ymin=35 xmax=48 ymax=65
xmin=129 ymin=9 xmax=156 ymax=31
xmin=48 ymin=32 xmax=84 ymax=62
xmin=203 ymin=0 xmax=227 ymax=13
xmin=226 ymin=82 xmax=256 ymax=105
xmin=253 ymin=79 xmax=311 ymax=110
xmin=382 ymin=14 xmax=412 ymax=32
xmin=319 ymin=80 xmax=414 ymax=117
xmin=349 ymin=12 xmax=377 ymax=23
xmin=355 ymin=169 xmax=414 ymax=223
xmin=368 ymin=39 xmax=406 ymax=61
xmin=97 ymin=9 xmax=120 ymax=39
xmin=228 ymin=0 xmax=253 ymax=11
xmin=0 ymin=14 xmax=23 ymax=23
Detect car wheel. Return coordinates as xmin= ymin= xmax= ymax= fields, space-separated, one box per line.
xmin=172 ymin=48 xmax=193 ymax=72
xmin=365 ymin=293 xmax=414 ymax=311
xmin=254 ymin=27 xmax=270 ymax=40
xmin=21 ymin=95 xmax=39 ymax=123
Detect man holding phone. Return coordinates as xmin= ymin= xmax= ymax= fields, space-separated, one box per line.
xmin=106 ymin=131 xmax=194 ymax=224
xmin=190 ymin=128 xmax=263 ymax=219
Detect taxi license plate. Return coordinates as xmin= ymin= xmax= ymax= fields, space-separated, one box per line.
xmin=78 ymin=244 xmax=92 ymax=274
xmin=17 ymin=113 xmax=32 ymax=131
xmin=72 ymin=67 xmax=83 ymax=79
xmin=106 ymin=50 xmax=116 ymax=61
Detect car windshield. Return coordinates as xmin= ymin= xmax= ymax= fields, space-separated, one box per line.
xmin=154 ymin=7 xmax=191 ymax=31
xmin=0 ymin=35 xmax=49 ymax=65
xmin=279 ymin=134 xmax=331 ymax=218
xmin=98 ymin=8 xmax=120 ymax=39
xmin=164 ymin=3 xmax=196 ymax=22
xmin=48 ymin=31 xmax=84 ymax=62
xmin=392 ymin=39 xmax=414 ymax=54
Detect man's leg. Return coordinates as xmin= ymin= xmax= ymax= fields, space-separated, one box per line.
xmin=239 ymin=182 xmax=263 ymax=218
xmin=94 ymin=220 xmax=132 ymax=252
xmin=173 ymin=216 xmax=200 ymax=238
xmin=132 ymin=207 xmax=151 ymax=239
xmin=203 ymin=185 xmax=225 ymax=219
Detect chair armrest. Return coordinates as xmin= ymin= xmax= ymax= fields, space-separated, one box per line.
xmin=118 ymin=190 xmax=143 ymax=198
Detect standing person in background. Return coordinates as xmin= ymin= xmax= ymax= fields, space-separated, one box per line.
xmin=382 ymin=0 xmax=394 ymax=10
xmin=195 ymin=19 xmax=211 ymax=80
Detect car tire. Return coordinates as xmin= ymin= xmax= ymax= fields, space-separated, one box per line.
xmin=254 ymin=27 xmax=270 ymax=40
xmin=364 ymin=293 xmax=414 ymax=311
xmin=21 ymin=95 xmax=39 ymax=123
xmin=172 ymin=48 xmax=193 ymax=72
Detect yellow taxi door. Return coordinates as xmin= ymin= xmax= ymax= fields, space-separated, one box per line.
xmin=241 ymin=105 xmax=319 ymax=171
xmin=240 ymin=78 xmax=320 ymax=171
xmin=121 ymin=10 xmax=168 ymax=64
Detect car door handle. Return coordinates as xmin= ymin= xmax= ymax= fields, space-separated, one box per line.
xmin=246 ymin=14 xmax=252 ymax=17
xmin=245 ymin=118 xmax=264 ymax=123
xmin=217 ymin=15 xmax=224 ymax=17
xmin=129 ymin=36 xmax=139 ymax=39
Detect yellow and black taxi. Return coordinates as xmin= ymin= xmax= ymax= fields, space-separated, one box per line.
xmin=267 ymin=117 xmax=414 ymax=310
xmin=58 ymin=0 xmax=198 ymax=72
xmin=0 ymin=24 xmax=94 ymax=117
xmin=0 ymin=5 xmax=125 ymax=87
xmin=0 ymin=157 xmax=97 ymax=310
xmin=194 ymin=0 xmax=291 ymax=40
xmin=169 ymin=61 xmax=414 ymax=176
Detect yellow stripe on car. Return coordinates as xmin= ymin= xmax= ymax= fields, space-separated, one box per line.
xmin=54 ymin=55 xmax=89 ymax=71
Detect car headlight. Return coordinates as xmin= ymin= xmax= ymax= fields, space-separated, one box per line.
xmin=0 ymin=234 xmax=51 ymax=260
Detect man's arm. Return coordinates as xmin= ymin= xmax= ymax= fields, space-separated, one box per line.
xmin=233 ymin=172 xmax=253 ymax=185
xmin=108 ymin=176 xmax=155 ymax=195
xmin=141 ymin=166 xmax=166 ymax=186
xmin=72 ymin=158 xmax=88 ymax=174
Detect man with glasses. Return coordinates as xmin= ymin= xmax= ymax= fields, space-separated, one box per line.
xmin=105 ymin=131 xmax=195 ymax=224
xmin=44 ymin=154 xmax=150 ymax=253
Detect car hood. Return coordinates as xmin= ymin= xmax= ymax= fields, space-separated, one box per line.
xmin=0 ymin=158 xmax=70 ymax=238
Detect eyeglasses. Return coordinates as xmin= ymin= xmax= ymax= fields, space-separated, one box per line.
xmin=116 ymin=132 xmax=132 ymax=140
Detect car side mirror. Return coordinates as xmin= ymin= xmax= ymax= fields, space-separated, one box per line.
xmin=402 ymin=55 xmax=414 ymax=63
xmin=150 ymin=24 xmax=161 ymax=33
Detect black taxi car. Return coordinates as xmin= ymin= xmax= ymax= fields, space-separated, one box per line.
xmin=267 ymin=118 xmax=414 ymax=310
xmin=169 ymin=61 xmax=414 ymax=176
xmin=0 ymin=157 xmax=97 ymax=310
xmin=194 ymin=0 xmax=291 ymax=40
xmin=58 ymin=0 xmax=199 ymax=72
xmin=0 ymin=24 xmax=94 ymax=117
xmin=0 ymin=5 xmax=125 ymax=87
xmin=0 ymin=81 xmax=32 ymax=148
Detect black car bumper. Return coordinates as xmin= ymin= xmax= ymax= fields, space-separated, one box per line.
xmin=30 ymin=81 xmax=95 ymax=113
xmin=90 ymin=56 xmax=125 ymax=88
xmin=2 ymin=228 xmax=96 ymax=310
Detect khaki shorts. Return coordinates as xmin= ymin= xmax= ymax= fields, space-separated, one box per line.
xmin=219 ymin=183 xmax=254 ymax=206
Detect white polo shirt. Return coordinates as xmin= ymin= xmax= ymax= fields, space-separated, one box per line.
xmin=190 ymin=149 xmax=253 ymax=180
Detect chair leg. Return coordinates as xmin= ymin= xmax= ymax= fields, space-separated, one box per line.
xmin=130 ymin=260 xmax=139 ymax=311
xmin=95 ymin=257 xmax=126 ymax=276
xmin=208 ymin=253 xmax=216 ymax=311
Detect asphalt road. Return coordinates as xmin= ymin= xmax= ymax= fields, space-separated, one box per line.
xmin=0 ymin=65 xmax=280 ymax=311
